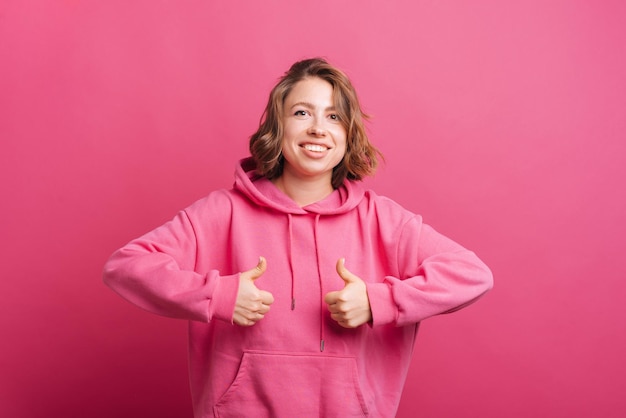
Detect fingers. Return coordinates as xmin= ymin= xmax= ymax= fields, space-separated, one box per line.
xmin=252 ymin=257 xmax=273 ymax=305
xmin=234 ymin=309 xmax=268 ymax=327
xmin=246 ymin=256 xmax=267 ymax=281
xmin=328 ymin=308 xmax=362 ymax=329
xmin=327 ymin=258 xmax=372 ymax=328
xmin=233 ymin=297 xmax=272 ymax=327
xmin=260 ymin=289 xmax=274 ymax=305
xmin=324 ymin=289 xmax=339 ymax=305
xmin=233 ymin=256 xmax=273 ymax=327
xmin=336 ymin=257 xmax=358 ymax=284
xmin=326 ymin=258 xmax=355 ymax=306
xmin=336 ymin=257 xmax=347 ymax=280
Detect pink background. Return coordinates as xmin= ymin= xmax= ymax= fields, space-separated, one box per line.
xmin=1 ymin=1 xmax=625 ymax=417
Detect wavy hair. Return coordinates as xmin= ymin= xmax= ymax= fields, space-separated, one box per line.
xmin=249 ymin=58 xmax=382 ymax=189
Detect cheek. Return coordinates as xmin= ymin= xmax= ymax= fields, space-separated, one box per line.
xmin=282 ymin=121 xmax=303 ymax=142
xmin=337 ymin=137 xmax=347 ymax=152
xmin=335 ymin=139 xmax=348 ymax=162
xmin=280 ymin=129 xmax=296 ymax=149
xmin=336 ymin=131 xmax=348 ymax=153
xmin=332 ymin=125 xmax=347 ymax=143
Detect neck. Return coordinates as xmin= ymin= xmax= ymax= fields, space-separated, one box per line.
xmin=273 ymin=173 xmax=334 ymax=207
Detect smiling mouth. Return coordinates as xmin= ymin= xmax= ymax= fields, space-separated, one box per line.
xmin=302 ymin=144 xmax=328 ymax=152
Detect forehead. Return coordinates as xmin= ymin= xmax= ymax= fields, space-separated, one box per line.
xmin=284 ymin=77 xmax=335 ymax=106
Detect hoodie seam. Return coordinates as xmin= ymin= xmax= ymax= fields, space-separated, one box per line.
xmin=395 ymin=215 xmax=421 ymax=278
xmin=182 ymin=209 xmax=201 ymax=273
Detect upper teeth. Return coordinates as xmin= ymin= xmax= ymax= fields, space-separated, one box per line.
xmin=304 ymin=144 xmax=326 ymax=152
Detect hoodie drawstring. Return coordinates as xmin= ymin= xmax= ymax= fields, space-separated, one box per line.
xmin=286 ymin=214 xmax=296 ymax=311
xmin=313 ymin=214 xmax=325 ymax=352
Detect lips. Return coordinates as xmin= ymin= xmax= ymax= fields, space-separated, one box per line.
xmin=301 ymin=143 xmax=329 ymax=152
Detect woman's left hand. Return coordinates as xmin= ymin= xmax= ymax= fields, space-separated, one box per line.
xmin=324 ymin=258 xmax=372 ymax=328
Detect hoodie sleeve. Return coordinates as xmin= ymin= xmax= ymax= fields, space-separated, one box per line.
xmin=366 ymin=216 xmax=493 ymax=327
xmin=102 ymin=209 xmax=239 ymax=323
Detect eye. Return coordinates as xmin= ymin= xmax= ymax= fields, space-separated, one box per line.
xmin=294 ymin=110 xmax=308 ymax=116
xmin=329 ymin=114 xmax=340 ymax=121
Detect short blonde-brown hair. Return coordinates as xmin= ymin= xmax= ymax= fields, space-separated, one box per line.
xmin=249 ymin=58 xmax=382 ymax=189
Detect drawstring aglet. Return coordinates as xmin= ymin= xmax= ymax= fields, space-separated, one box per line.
xmin=320 ymin=339 xmax=325 ymax=352
xmin=291 ymin=298 xmax=296 ymax=310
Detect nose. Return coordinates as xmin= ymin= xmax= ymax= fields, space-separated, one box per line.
xmin=307 ymin=120 xmax=326 ymax=137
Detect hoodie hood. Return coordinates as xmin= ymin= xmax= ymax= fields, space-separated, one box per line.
xmin=234 ymin=157 xmax=365 ymax=215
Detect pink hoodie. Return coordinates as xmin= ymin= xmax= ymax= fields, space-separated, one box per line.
xmin=103 ymin=157 xmax=493 ymax=417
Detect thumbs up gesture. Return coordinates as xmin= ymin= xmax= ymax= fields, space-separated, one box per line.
xmin=324 ymin=258 xmax=372 ymax=328
xmin=233 ymin=256 xmax=275 ymax=326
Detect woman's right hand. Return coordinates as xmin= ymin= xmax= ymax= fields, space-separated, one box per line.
xmin=233 ymin=257 xmax=274 ymax=326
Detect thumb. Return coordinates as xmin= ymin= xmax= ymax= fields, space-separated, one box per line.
xmin=246 ymin=256 xmax=267 ymax=281
xmin=336 ymin=258 xmax=358 ymax=285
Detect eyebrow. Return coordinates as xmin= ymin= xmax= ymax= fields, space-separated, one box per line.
xmin=289 ymin=101 xmax=336 ymax=111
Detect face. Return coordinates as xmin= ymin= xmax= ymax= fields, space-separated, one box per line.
xmin=280 ymin=77 xmax=347 ymax=185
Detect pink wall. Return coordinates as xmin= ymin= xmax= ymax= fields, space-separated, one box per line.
xmin=2 ymin=1 xmax=625 ymax=417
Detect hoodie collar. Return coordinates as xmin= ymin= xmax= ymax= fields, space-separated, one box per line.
xmin=234 ymin=157 xmax=364 ymax=215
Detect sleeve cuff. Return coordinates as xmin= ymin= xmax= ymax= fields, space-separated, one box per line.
xmin=366 ymin=280 xmax=398 ymax=326
xmin=207 ymin=273 xmax=240 ymax=323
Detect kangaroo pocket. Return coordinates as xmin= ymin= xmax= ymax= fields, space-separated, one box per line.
xmin=213 ymin=350 xmax=369 ymax=417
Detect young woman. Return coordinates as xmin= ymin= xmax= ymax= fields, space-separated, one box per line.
xmin=103 ymin=58 xmax=493 ymax=417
